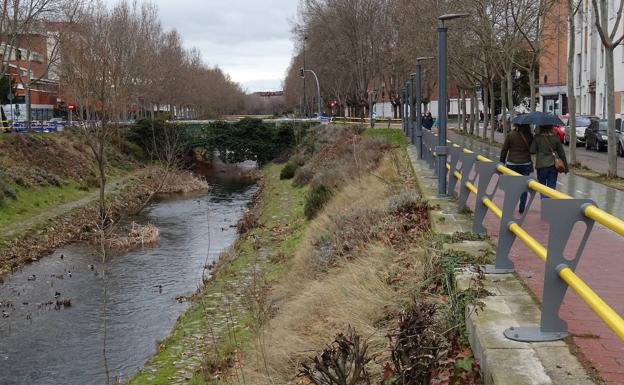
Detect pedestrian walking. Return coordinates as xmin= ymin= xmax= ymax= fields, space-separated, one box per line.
xmin=500 ymin=124 xmax=533 ymax=213
xmin=422 ymin=111 xmax=434 ymax=130
xmin=530 ymin=125 xmax=568 ymax=199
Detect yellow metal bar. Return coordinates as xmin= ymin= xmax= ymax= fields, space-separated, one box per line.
xmin=584 ymin=205 xmax=624 ymax=237
xmin=482 ymin=197 xmax=503 ymax=219
xmin=559 ymin=267 xmax=624 ymax=340
xmin=465 ymin=181 xmax=478 ymax=194
xmin=508 ymin=223 xmax=548 ymax=262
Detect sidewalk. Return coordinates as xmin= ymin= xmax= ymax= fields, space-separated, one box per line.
xmin=445 ymin=133 xmax=624 ymax=384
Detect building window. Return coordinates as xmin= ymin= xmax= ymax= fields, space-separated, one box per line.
xmin=15 ymin=49 xmax=21 ymax=61
xmin=601 ymin=45 xmax=604 ymax=68
xmin=544 ymin=74 xmax=548 ymax=84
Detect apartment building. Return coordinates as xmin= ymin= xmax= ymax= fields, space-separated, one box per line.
xmin=573 ymin=0 xmax=624 ymax=119
xmin=539 ymin=0 xmax=569 ymax=116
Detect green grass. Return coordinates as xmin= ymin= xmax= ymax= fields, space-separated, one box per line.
xmin=130 ymin=163 xmax=309 ymax=385
xmin=365 ymin=128 xmax=408 ymax=147
xmin=0 ymin=180 xmax=93 ymax=230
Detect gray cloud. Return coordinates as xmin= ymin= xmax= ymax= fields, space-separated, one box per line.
xmin=105 ymin=0 xmax=299 ymax=92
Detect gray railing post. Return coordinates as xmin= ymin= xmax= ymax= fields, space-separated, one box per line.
xmin=504 ymin=198 xmax=596 ymax=342
xmin=457 ymin=152 xmax=478 ymax=209
xmin=472 ymin=161 xmax=499 ymax=234
xmin=483 ymin=174 xmax=536 ymax=274
xmin=447 ymin=146 xmax=463 ymax=196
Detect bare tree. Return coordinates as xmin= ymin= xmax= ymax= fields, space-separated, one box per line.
xmin=567 ymin=0 xmax=582 ymax=165
xmin=591 ymin=0 xmax=624 ymax=177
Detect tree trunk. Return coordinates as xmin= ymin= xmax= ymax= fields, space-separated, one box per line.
xmin=461 ymin=89 xmax=467 ymax=132
xmin=501 ymin=78 xmax=508 ymax=136
xmin=568 ymin=0 xmax=577 ymax=165
xmin=456 ymin=86 xmax=462 ymax=130
xmin=483 ymin=83 xmax=489 ymax=138
xmin=529 ymin=64 xmax=537 ymax=112
xmin=471 ymin=88 xmax=478 ymax=135
xmin=606 ymin=47 xmax=617 ymax=177
xmin=489 ymin=80 xmax=496 ymax=143
xmin=506 ymin=69 xmax=514 ymax=135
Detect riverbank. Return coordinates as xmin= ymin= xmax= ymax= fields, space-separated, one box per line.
xmin=0 ymin=131 xmax=211 ymax=274
xmin=131 ymin=125 xmax=483 ymax=385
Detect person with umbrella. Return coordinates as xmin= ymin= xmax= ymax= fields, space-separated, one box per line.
xmin=514 ymin=112 xmax=569 ymax=199
xmin=500 ymin=123 xmax=533 ymax=213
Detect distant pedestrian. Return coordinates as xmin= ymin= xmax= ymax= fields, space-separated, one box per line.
xmin=500 ymin=124 xmax=533 ymax=213
xmin=530 ymin=125 xmax=568 ymax=199
xmin=422 ymin=111 xmax=434 ymax=130
xmin=480 ymin=110 xmax=484 ymax=122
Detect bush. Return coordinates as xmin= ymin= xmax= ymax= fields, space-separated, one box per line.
xmin=304 ymin=184 xmax=332 ymax=219
xmin=280 ymin=162 xmax=298 ymax=180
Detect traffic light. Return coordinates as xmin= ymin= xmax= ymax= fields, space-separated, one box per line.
xmin=299 ymin=67 xmax=305 ymax=78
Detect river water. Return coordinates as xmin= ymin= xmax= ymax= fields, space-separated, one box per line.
xmin=0 ymin=173 xmax=257 ymax=385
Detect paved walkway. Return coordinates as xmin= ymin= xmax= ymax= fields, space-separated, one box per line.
xmin=439 ymin=133 xmax=624 ymax=385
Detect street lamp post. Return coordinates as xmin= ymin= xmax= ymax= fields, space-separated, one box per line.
xmin=301 ymin=68 xmax=321 ymax=118
xmin=437 ymin=13 xmax=469 ymax=196
xmin=406 ymin=80 xmax=413 ymax=140
xmin=415 ymin=57 xmax=434 ymax=159
xmin=410 ymin=74 xmax=417 ymax=145
xmin=401 ymin=87 xmax=407 ymax=134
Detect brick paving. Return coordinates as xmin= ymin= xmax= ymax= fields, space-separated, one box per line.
xmin=452 ymin=147 xmax=624 ymax=384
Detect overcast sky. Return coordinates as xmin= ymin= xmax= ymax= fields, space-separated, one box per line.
xmin=107 ymin=0 xmax=300 ymax=93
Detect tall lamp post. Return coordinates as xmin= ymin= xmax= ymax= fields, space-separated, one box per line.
xmin=437 ymin=13 xmax=469 ymax=196
xmin=406 ymin=80 xmax=413 ymax=140
xmin=300 ymin=68 xmax=321 ymax=118
xmin=415 ymin=57 xmax=435 ymax=159
xmin=303 ymin=36 xmax=308 ymax=118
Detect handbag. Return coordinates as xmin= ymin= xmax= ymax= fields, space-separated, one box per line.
xmin=544 ymin=135 xmax=566 ymax=173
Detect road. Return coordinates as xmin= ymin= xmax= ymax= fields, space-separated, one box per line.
xmin=458 ymin=124 xmax=624 ymax=174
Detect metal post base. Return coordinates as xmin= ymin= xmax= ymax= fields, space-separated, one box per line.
xmin=503 ymin=326 xmax=568 ymax=342
xmin=479 ymin=264 xmax=515 ymax=274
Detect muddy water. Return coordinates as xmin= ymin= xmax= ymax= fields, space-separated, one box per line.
xmin=0 ymin=173 xmax=257 ymax=385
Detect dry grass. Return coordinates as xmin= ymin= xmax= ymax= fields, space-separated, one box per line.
xmin=106 ymin=222 xmax=160 ymax=250
xmin=239 ymin=152 xmax=432 ymax=385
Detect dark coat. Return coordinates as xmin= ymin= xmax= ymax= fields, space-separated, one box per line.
xmin=422 ymin=115 xmax=434 ymax=129
xmin=500 ymin=131 xmax=533 ymax=164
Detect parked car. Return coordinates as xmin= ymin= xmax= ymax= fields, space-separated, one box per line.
xmin=564 ymin=115 xmax=599 ymax=146
xmin=585 ymin=119 xmax=610 ymax=151
xmin=553 ymin=115 xmax=568 ymax=142
xmin=614 ymin=118 xmax=624 ymax=157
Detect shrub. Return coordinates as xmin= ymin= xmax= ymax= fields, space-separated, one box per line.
xmin=280 ymin=162 xmax=298 ymax=180
xmin=304 ymin=184 xmax=332 ymax=219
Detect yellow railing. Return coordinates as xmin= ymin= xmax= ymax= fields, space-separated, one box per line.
xmin=448 ymin=139 xmax=624 ymax=340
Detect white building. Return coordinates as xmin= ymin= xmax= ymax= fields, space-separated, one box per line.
xmin=574 ymin=0 xmax=624 ymax=119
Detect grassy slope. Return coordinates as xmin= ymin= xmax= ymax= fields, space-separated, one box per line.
xmin=365 ymin=128 xmax=408 ymax=147
xmin=129 ymin=163 xmax=308 ymax=385
xmin=0 ymin=181 xmax=94 ymax=229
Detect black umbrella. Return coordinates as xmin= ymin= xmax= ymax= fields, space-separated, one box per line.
xmin=512 ymin=111 xmax=564 ymax=126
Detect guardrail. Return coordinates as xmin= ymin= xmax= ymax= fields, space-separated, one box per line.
xmin=407 ymin=119 xmax=624 ymax=342
xmin=2 ymin=120 xmax=66 ymax=133
xmin=331 ymin=116 xmax=402 ymax=125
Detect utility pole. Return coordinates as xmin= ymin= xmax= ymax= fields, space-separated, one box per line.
xmin=303 ymin=36 xmax=308 ymax=118
xmin=437 ymin=13 xmax=469 ymax=197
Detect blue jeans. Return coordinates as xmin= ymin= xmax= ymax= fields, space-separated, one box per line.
xmin=506 ymin=163 xmax=533 ymax=212
xmin=537 ymin=166 xmax=558 ymax=200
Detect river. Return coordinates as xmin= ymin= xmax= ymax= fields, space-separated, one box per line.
xmin=0 ymin=172 xmax=257 ymax=385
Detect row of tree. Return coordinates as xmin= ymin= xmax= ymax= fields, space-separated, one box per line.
xmin=284 ymin=0 xmax=624 ymax=177
xmin=0 ymin=0 xmax=248 ymax=125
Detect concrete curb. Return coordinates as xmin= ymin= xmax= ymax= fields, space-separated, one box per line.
xmin=406 ymin=145 xmax=595 ymax=385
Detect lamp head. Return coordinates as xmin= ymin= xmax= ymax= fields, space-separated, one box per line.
xmin=416 ymin=56 xmax=435 ymax=62
xmin=438 ymin=13 xmax=470 ymax=21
